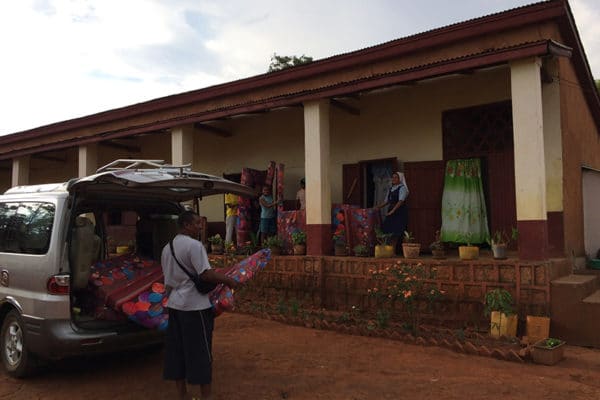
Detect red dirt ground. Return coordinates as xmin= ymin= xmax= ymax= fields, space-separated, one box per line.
xmin=2 ymin=313 xmax=600 ymax=399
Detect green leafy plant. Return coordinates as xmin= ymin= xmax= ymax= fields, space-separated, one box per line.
xmin=208 ymin=234 xmax=224 ymax=245
xmin=241 ymin=231 xmax=260 ymax=255
xmin=369 ymin=262 xmax=445 ymax=334
xmin=332 ymin=224 xmax=346 ymax=245
xmin=484 ymin=288 xmax=514 ymax=317
xmin=540 ymin=338 xmax=563 ymax=348
xmin=403 ymin=231 xmax=415 ymax=243
xmin=429 ymin=230 xmax=444 ymax=251
xmin=488 ymin=227 xmax=518 ymax=246
xmin=224 ymin=240 xmax=236 ymax=255
xmin=353 ymin=244 xmax=369 ymax=257
xmin=375 ymin=227 xmax=393 ymax=245
xmin=291 ymin=230 xmax=307 ymax=245
xmin=375 ymin=309 xmax=391 ymax=329
xmin=264 ymin=235 xmax=284 ymax=249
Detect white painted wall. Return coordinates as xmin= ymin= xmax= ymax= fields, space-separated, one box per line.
xmin=9 ymin=67 xmax=512 ymax=223
xmin=583 ymin=168 xmax=600 ymax=259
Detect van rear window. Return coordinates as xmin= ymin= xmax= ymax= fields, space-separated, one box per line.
xmin=0 ymin=202 xmax=55 ymax=255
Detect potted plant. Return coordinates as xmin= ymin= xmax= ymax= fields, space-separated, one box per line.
xmin=332 ymin=224 xmax=347 ymax=256
xmin=458 ymin=232 xmax=479 ymax=260
xmin=484 ymin=288 xmax=517 ymax=339
xmin=487 ymin=227 xmax=518 ymax=260
xmin=429 ymin=230 xmax=445 ymax=259
xmin=402 ymin=231 xmax=420 ymax=258
xmin=208 ymin=234 xmax=224 ymax=254
xmin=532 ymin=338 xmax=566 ymax=365
xmin=224 ymin=240 xmax=236 ymax=256
xmin=374 ymin=228 xmax=394 ymax=258
xmin=263 ymin=235 xmax=284 ymax=256
xmin=291 ymin=230 xmax=307 ymax=255
xmin=353 ymin=244 xmax=370 ymax=257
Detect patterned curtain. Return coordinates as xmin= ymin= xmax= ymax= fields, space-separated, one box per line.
xmin=440 ymin=158 xmax=489 ymax=244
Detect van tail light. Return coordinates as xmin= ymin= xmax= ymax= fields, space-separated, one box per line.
xmin=47 ymin=274 xmax=70 ymax=295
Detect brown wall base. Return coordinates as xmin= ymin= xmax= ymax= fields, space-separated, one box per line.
xmin=230 ymin=255 xmax=568 ymax=330
xmin=306 ymin=224 xmax=332 ymax=255
xmin=547 ymin=211 xmax=564 ymax=257
xmin=517 ymin=220 xmax=548 ymax=260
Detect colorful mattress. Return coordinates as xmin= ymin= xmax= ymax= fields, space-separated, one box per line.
xmin=89 ymin=255 xmax=163 ymax=311
xmin=118 ymin=249 xmax=271 ymax=329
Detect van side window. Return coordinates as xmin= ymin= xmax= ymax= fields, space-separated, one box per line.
xmin=0 ymin=202 xmax=55 ymax=255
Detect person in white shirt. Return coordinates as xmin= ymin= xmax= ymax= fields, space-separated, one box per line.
xmin=296 ymin=178 xmax=306 ymax=210
xmin=161 ymin=210 xmax=238 ymax=400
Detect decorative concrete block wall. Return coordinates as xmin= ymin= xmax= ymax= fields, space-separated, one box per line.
xmin=234 ymin=255 xmax=569 ymax=328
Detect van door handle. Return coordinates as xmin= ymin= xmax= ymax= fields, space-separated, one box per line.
xmin=0 ymin=269 xmax=8 ymax=287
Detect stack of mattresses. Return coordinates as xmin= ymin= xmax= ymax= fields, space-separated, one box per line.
xmin=89 ymin=255 xmax=163 ymax=320
xmin=346 ymin=208 xmax=382 ymax=252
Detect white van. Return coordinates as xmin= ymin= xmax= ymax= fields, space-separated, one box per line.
xmin=0 ymin=160 xmax=254 ymax=377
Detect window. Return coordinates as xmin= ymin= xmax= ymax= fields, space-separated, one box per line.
xmin=0 ymin=202 xmax=55 ymax=254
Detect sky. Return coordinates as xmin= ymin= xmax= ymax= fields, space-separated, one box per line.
xmin=1 ymin=0 xmax=599 ymax=136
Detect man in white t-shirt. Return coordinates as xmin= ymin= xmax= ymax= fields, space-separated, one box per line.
xmin=161 ymin=210 xmax=238 ymax=400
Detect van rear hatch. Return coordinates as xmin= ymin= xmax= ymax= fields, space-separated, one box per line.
xmin=67 ymin=160 xmax=256 ymax=201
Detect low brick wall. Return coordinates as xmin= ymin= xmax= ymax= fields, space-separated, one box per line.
xmin=215 ymin=254 xmax=569 ymax=329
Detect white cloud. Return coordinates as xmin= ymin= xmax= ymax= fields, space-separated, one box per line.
xmin=1 ymin=0 xmax=599 ymax=135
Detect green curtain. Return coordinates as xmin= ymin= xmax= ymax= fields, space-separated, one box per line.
xmin=440 ymin=158 xmax=489 ymax=244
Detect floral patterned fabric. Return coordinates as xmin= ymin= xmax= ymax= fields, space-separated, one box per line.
xmin=210 ymin=248 xmax=271 ymax=316
xmin=440 ymin=158 xmax=490 ymax=244
xmin=124 ymin=249 xmax=272 ymax=329
xmin=237 ymin=167 xmax=266 ymax=247
xmin=346 ymin=208 xmax=381 ymax=252
xmin=331 ymin=204 xmax=359 ymax=248
xmin=277 ymin=210 xmax=306 ymax=254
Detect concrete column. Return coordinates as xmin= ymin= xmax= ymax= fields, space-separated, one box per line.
xmin=78 ymin=143 xmax=98 ymax=177
xmin=303 ymin=100 xmax=332 ymax=255
xmin=542 ymin=58 xmax=564 ymax=256
xmin=510 ymin=57 xmax=548 ymax=260
xmin=171 ymin=124 xmax=195 ymax=166
xmin=11 ymin=156 xmax=30 ymax=187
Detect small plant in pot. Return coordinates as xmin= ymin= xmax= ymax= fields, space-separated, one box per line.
xmin=291 ymin=230 xmax=307 ymax=255
xmin=402 ymin=231 xmax=420 ymax=258
xmin=532 ymin=337 xmax=566 ymax=365
xmin=487 ymin=227 xmax=518 ymax=260
xmin=224 ymin=240 xmax=236 ymax=256
xmin=263 ymin=235 xmax=284 ymax=256
xmin=332 ymin=229 xmax=347 ymax=256
xmin=374 ymin=228 xmax=394 ymax=258
xmin=458 ymin=232 xmax=479 ymax=260
xmin=484 ymin=288 xmax=517 ymax=339
xmin=208 ymin=234 xmax=224 ymax=254
xmin=429 ymin=230 xmax=445 ymax=259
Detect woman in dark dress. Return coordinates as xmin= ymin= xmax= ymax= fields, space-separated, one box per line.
xmin=377 ymin=172 xmax=409 ymax=253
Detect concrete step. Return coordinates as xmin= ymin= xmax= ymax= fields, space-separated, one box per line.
xmin=551 ymin=274 xmax=600 ymax=347
xmin=583 ymin=289 xmax=600 ymax=304
xmin=551 ymin=274 xmax=598 ymax=302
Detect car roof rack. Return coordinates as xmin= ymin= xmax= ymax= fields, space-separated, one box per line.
xmin=96 ymin=159 xmax=192 ymax=174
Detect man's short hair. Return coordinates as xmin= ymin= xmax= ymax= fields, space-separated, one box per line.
xmin=178 ymin=210 xmax=199 ymax=228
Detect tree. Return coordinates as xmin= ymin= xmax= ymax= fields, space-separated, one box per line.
xmin=268 ymin=53 xmax=313 ymax=72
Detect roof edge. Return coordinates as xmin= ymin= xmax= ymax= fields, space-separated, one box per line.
xmin=0 ymin=0 xmax=568 ymax=145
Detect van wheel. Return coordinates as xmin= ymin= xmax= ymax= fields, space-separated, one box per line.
xmin=1 ymin=310 xmax=36 ymax=378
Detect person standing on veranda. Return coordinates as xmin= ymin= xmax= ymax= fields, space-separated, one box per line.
xmin=224 ymin=193 xmax=238 ymax=244
xmin=161 ymin=210 xmax=239 ymax=400
xmin=296 ymin=178 xmax=306 ymax=210
xmin=376 ymin=172 xmax=409 ymax=254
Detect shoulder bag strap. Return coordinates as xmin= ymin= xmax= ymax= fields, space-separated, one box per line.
xmin=169 ymin=239 xmax=197 ymax=281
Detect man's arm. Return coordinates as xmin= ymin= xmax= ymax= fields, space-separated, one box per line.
xmin=200 ymin=269 xmax=239 ymax=289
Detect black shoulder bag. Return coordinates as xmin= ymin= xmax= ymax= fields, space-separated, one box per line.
xmin=169 ymin=240 xmax=217 ymax=294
